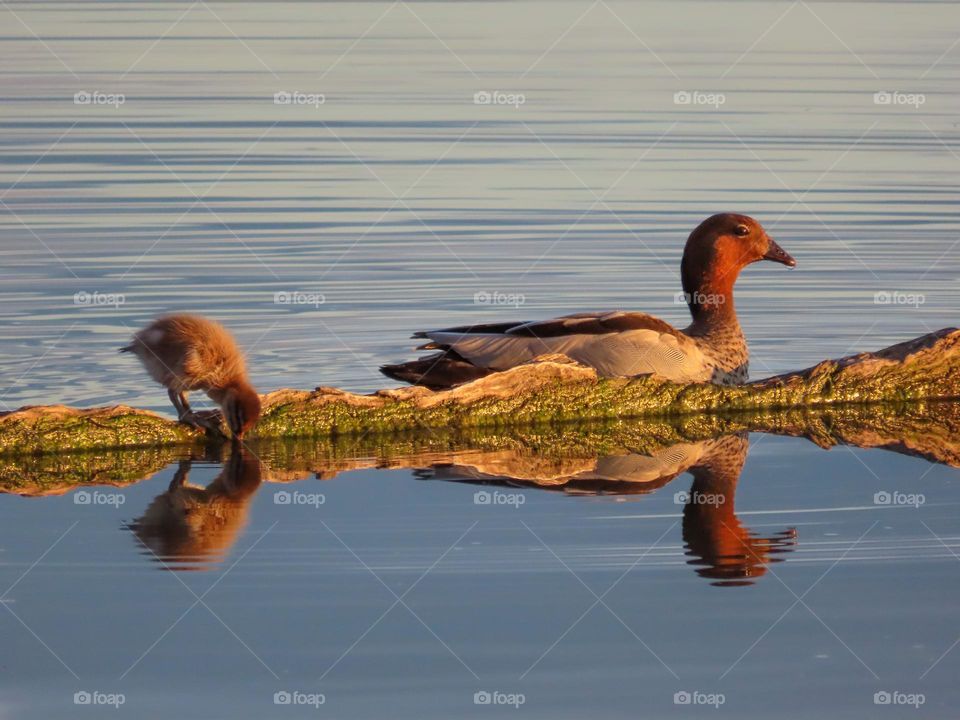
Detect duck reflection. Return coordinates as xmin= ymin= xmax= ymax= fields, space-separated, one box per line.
xmin=680 ymin=435 xmax=796 ymax=586
xmin=419 ymin=433 xmax=796 ymax=586
xmin=127 ymin=447 xmax=262 ymax=571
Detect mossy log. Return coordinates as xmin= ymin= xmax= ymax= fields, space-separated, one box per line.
xmin=4 ymin=401 xmax=958 ymax=495
xmin=1 ymin=328 xmax=958 ymax=457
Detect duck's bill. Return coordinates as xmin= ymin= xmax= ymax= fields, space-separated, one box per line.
xmin=763 ymin=239 xmax=796 ymax=267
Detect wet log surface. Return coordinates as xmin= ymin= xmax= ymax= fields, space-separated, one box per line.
xmin=1 ymin=328 xmax=958 ymax=458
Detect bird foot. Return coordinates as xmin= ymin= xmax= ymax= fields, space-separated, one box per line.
xmin=179 ymin=410 xmax=226 ymax=436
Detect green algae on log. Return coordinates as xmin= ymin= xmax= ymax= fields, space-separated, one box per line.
xmin=1 ymin=327 xmax=959 ymax=456
xmin=5 ymin=401 xmax=960 ymax=496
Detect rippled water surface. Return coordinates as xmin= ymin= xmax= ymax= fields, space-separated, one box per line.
xmin=3 ymin=424 xmax=960 ymax=719
xmin=1 ymin=1 xmax=959 ymax=411
xmin=2 ymin=1 xmax=960 ymax=718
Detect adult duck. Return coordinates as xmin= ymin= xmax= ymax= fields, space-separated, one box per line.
xmin=381 ymin=213 xmax=795 ymax=389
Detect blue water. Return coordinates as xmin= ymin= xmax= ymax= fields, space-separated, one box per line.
xmin=2 ymin=1 xmax=960 ymax=717
xmin=1 ymin=0 xmax=959 ymax=414
xmin=2 ymin=433 xmax=959 ymax=718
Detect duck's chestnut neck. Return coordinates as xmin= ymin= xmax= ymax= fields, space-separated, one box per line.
xmin=680 ymin=250 xmax=743 ymax=330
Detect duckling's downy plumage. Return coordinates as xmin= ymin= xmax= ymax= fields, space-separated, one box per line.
xmin=121 ymin=314 xmax=261 ymax=438
xmin=381 ymin=214 xmax=795 ymax=389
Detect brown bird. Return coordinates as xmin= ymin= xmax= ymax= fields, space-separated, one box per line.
xmin=120 ymin=314 xmax=261 ymax=439
xmin=381 ymin=213 xmax=796 ymax=389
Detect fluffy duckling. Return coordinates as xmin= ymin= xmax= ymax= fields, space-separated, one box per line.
xmin=121 ymin=314 xmax=261 ymax=439
xmin=381 ymin=213 xmax=796 ymax=389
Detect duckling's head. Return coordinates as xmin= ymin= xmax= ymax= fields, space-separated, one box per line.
xmin=222 ymin=382 xmax=262 ymax=440
xmin=681 ymin=213 xmax=795 ymax=320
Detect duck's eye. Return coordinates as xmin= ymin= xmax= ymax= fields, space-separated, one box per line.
xmin=734 ymin=224 xmax=750 ymax=237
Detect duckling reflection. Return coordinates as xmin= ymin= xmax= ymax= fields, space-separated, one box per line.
xmin=418 ymin=433 xmax=796 ymax=586
xmin=127 ymin=447 xmax=262 ymax=571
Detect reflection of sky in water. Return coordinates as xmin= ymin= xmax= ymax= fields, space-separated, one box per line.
xmin=0 ymin=2 xmax=958 ymax=413
xmin=2 ymin=4 xmax=959 ymax=717
xmin=2 ymin=433 xmax=960 ymax=718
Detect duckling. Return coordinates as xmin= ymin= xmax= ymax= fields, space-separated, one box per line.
xmin=380 ymin=213 xmax=796 ymax=388
xmin=120 ymin=314 xmax=261 ymax=439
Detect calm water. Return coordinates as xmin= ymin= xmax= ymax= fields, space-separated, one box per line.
xmin=2 ymin=427 xmax=959 ymax=718
xmin=2 ymin=1 xmax=960 ymax=718
xmin=1 ymin=1 xmax=959 ymax=411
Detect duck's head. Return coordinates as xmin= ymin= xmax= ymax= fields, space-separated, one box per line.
xmin=222 ymin=382 xmax=262 ymax=441
xmin=681 ymin=213 xmax=795 ymax=320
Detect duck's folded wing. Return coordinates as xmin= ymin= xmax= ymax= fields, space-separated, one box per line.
xmin=504 ymin=310 xmax=683 ymax=338
xmin=425 ymin=311 xmax=709 ymax=380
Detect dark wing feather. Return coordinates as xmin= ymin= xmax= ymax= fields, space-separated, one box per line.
xmin=413 ymin=320 xmax=530 ymax=339
xmin=506 ymin=311 xmax=683 ymax=339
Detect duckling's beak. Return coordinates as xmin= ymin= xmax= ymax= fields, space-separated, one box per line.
xmin=762 ymin=238 xmax=796 ymax=267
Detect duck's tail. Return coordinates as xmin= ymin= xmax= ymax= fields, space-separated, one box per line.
xmin=379 ymin=351 xmax=492 ymax=390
